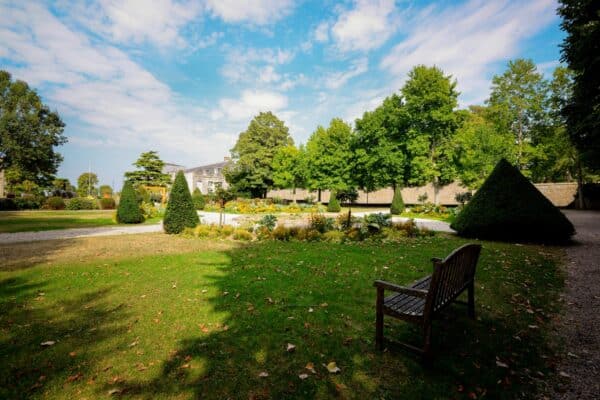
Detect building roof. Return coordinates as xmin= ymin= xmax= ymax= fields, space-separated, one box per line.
xmin=185 ymin=160 xmax=230 ymax=173
xmin=163 ymin=163 xmax=186 ymax=173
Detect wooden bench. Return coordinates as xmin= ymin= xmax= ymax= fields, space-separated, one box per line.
xmin=374 ymin=243 xmax=482 ymax=356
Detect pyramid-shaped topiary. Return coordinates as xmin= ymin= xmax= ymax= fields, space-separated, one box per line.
xmin=451 ymin=159 xmax=575 ymax=242
xmin=116 ymin=180 xmax=144 ymax=223
xmin=327 ymin=190 xmax=341 ymax=212
xmin=164 ymin=171 xmax=199 ymax=234
xmin=192 ymin=188 xmax=205 ymax=210
xmin=390 ymin=186 xmax=405 ymax=215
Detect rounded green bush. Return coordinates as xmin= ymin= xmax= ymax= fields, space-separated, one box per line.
xmin=163 ymin=171 xmax=199 ymax=234
xmin=66 ymin=197 xmax=98 ymax=210
xmin=450 ymin=159 xmax=575 ymax=243
xmin=99 ymin=197 xmax=116 ymax=210
xmin=327 ymin=191 xmax=341 ymax=212
xmin=192 ymin=188 xmax=206 ymax=210
xmin=116 ymin=181 xmax=144 ymax=223
xmin=45 ymin=196 xmax=66 ymax=210
xmin=390 ymin=186 xmax=405 ymax=215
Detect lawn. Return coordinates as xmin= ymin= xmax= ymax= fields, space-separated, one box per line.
xmin=0 ymin=234 xmax=564 ymax=399
xmin=0 ymin=210 xmax=161 ymax=233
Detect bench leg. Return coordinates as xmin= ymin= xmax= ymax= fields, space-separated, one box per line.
xmin=423 ymin=324 xmax=432 ymax=358
xmin=468 ymin=282 xmax=475 ymax=319
xmin=376 ymin=288 xmax=384 ymax=350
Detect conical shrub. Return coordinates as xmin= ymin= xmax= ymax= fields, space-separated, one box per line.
xmin=451 ymin=159 xmax=575 ymax=242
xmin=164 ymin=171 xmax=199 ymax=234
xmin=192 ymin=188 xmax=205 ymax=210
xmin=390 ymin=186 xmax=405 ymax=215
xmin=327 ymin=191 xmax=341 ymax=212
xmin=117 ymin=180 xmax=144 ymax=224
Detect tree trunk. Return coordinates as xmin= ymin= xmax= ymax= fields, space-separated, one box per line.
xmin=292 ymin=187 xmax=297 ymax=204
xmin=317 ymin=188 xmax=321 ymax=203
xmin=577 ymin=159 xmax=585 ymax=210
xmin=433 ymin=177 xmax=440 ymax=205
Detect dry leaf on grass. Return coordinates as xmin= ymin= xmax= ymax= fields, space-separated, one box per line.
xmin=298 ymin=373 xmax=309 ymax=380
xmin=258 ymin=372 xmax=269 ymax=378
xmin=324 ymin=362 xmax=341 ymax=373
xmin=286 ymin=343 xmax=296 ymax=352
xmin=40 ymin=341 xmax=55 ymax=346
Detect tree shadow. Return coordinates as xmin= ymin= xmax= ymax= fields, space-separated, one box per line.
xmin=103 ymin=240 xmax=560 ymax=399
xmin=0 ymin=276 xmax=130 ymax=398
xmin=0 ymin=238 xmax=75 ymax=271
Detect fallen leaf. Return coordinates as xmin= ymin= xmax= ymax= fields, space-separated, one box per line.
xmin=308 ymin=307 xmax=314 ymax=313
xmin=128 ymin=340 xmax=139 ymax=348
xmin=320 ymin=303 xmax=328 ymax=307
xmin=258 ymin=372 xmax=269 ymax=378
xmin=496 ymin=361 xmax=509 ymax=368
xmin=41 ymin=341 xmax=56 ymax=347
xmin=325 ymin=362 xmax=341 ymax=373
xmin=66 ymin=372 xmax=83 ymax=382
xmin=305 ymin=362 xmax=316 ymax=374
xmin=298 ymin=373 xmax=309 ymax=380
xmin=69 ymin=351 xmax=77 ymax=357
xmin=108 ymin=388 xmax=122 ymax=396
xmin=559 ymin=371 xmax=571 ymax=378
xmin=287 ymin=343 xmax=296 ymax=353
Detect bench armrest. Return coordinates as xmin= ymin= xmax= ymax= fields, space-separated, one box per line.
xmin=373 ymin=280 xmax=429 ymax=298
xmin=431 ymin=257 xmax=442 ymax=263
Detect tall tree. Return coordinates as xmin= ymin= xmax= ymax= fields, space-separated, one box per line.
xmin=558 ymin=0 xmax=600 ymax=172
xmin=401 ymin=65 xmax=461 ymax=203
xmin=486 ymin=59 xmax=548 ymax=172
xmin=272 ymin=144 xmax=307 ymax=202
xmin=354 ymin=94 xmax=407 ymax=195
xmin=0 ymin=70 xmax=67 ymax=186
xmin=77 ymin=172 xmax=98 ymax=197
xmin=305 ymin=118 xmax=354 ymax=195
xmin=225 ymin=112 xmax=293 ymax=198
xmin=124 ymin=150 xmax=171 ymax=188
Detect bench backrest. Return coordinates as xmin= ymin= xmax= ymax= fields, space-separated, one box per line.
xmin=425 ymin=243 xmax=482 ymax=316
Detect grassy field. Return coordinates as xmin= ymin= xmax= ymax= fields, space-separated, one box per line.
xmin=0 ymin=234 xmax=564 ymax=399
xmin=0 ymin=210 xmax=162 ymax=233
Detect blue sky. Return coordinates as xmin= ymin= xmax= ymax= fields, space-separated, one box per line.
xmin=0 ymin=0 xmax=564 ymax=190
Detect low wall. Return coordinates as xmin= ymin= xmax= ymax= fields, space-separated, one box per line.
xmin=268 ymin=181 xmax=578 ymax=208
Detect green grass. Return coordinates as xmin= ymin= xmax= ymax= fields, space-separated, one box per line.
xmin=0 ymin=236 xmax=564 ymax=399
xmin=400 ymin=211 xmax=454 ymax=222
xmin=0 ymin=210 xmax=161 ymax=233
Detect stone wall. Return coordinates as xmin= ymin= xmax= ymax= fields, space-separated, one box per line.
xmin=268 ymin=181 xmax=578 ymax=208
xmin=0 ymin=169 xmax=5 ymax=198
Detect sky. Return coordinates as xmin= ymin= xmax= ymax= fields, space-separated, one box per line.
xmin=0 ymin=0 xmax=565 ymax=190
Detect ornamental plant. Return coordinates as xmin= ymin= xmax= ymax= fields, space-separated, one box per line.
xmin=116 ymin=180 xmax=144 ymax=223
xmin=163 ymin=171 xmax=199 ymax=234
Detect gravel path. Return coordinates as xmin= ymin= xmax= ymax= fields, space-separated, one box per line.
xmin=548 ymin=210 xmax=600 ymax=399
xmin=0 ymin=223 xmax=163 ymax=244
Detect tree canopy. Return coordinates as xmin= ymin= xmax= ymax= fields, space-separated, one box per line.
xmin=77 ymin=172 xmax=98 ymax=197
xmin=124 ymin=150 xmax=171 ymax=188
xmin=0 ymin=70 xmax=67 ymax=186
xmin=272 ymin=144 xmax=307 ymax=198
xmin=225 ymin=112 xmax=293 ymax=198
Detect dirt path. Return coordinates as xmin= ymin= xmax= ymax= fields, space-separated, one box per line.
xmin=549 ymin=210 xmax=600 ymax=399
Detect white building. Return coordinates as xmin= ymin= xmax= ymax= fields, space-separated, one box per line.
xmin=163 ymin=158 xmax=230 ymax=194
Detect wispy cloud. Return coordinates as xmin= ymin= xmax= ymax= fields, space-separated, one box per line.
xmin=204 ymin=0 xmax=295 ymax=25
xmin=214 ymin=90 xmax=289 ymax=121
xmin=324 ymin=57 xmax=369 ymax=89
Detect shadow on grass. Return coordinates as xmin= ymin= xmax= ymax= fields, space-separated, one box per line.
xmin=0 ymin=277 xmax=129 ymax=399
xmin=0 ymin=239 xmax=74 ymax=271
xmin=103 ymin=239 xmax=561 ymax=399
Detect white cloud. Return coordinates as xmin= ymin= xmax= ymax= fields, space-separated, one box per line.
xmin=220 ymin=47 xmax=295 ymax=86
xmin=331 ymin=0 xmax=399 ymax=52
xmin=380 ymin=0 xmax=558 ymax=104
xmin=217 ymin=90 xmax=288 ymax=121
xmin=314 ymin=21 xmax=330 ymax=43
xmin=204 ymin=0 xmax=294 ymax=25
xmin=324 ymin=58 xmax=369 ymax=89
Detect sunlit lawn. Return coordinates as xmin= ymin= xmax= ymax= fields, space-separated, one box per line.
xmin=0 ymin=233 xmax=564 ymax=399
xmin=0 ymin=210 xmax=161 ymax=233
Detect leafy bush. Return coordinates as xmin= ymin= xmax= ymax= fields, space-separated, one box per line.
xmin=66 ymin=197 xmax=98 ymax=210
xmin=258 ymin=214 xmax=277 ymax=231
xmin=336 ymin=212 xmax=358 ymax=230
xmin=390 ymin=186 xmax=405 ymax=215
xmin=363 ymin=213 xmax=392 ymax=228
xmin=141 ymin=201 xmax=160 ymax=218
xmin=455 ymin=191 xmax=473 ymax=205
xmin=272 ymin=225 xmax=291 ymax=241
xmin=451 ymin=159 xmax=575 ymax=242
xmin=309 ymin=213 xmax=335 ymax=233
xmin=192 ymin=188 xmax=205 ymax=210
xmin=327 ymin=191 xmax=341 ymax=212
xmin=232 ymin=228 xmax=253 ymax=241
xmin=116 ymin=181 xmax=144 ymax=223
xmin=323 ymin=230 xmax=345 ymax=243
xmin=296 ymin=228 xmax=322 ymax=241
xmin=136 ymin=185 xmax=151 ymax=204
xmin=0 ymin=198 xmax=17 ymax=210
xmin=164 ymin=171 xmax=199 ymax=234
xmin=99 ymin=197 xmax=116 ymax=210
xmin=45 ymin=196 xmax=66 ymax=210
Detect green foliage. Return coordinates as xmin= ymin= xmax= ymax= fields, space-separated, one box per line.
xmin=305 ymin=118 xmax=354 ymax=192
xmin=66 ymin=197 xmax=98 ymax=210
xmin=136 ymin=185 xmax=151 ymax=204
xmin=0 ymin=198 xmax=17 ymax=211
xmin=99 ymin=185 xmax=113 ymax=197
xmin=140 ymin=201 xmax=159 ymax=218
xmin=192 ymin=188 xmax=206 ymax=210
xmin=558 ymin=0 xmax=600 ymax=171
xmin=363 ymin=213 xmax=392 ymax=228
xmin=225 ymin=112 xmax=293 ymax=198
xmin=124 ymin=151 xmax=171 ymax=188
xmin=451 ymin=159 xmax=575 ymax=242
xmin=308 ymin=213 xmax=335 ymax=233
xmin=336 ymin=188 xmax=358 ymax=204
xmin=163 ymin=171 xmax=199 ymax=233
xmin=390 ymin=186 xmax=404 ymax=215
xmin=257 ymin=214 xmax=277 ymax=231
xmin=0 ymin=70 xmax=67 ymax=186
xmin=45 ymin=196 xmax=66 ymax=210
xmin=272 ymin=144 xmax=307 ymax=194
xmin=76 ymin=173 xmax=99 ymax=197
xmin=326 ymin=191 xmax=341 ymax=212
xmin=99 ymin=197 xmax=116 ymax=210
xmin=232 ymin=228 xmax=253 ymax=241
xmin=116 ymin=180 xmax=144 ymax=224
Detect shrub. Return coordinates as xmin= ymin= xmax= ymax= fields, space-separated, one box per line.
xmin=258 ymin=214 xmax=277 ymax=231
xmin=66 ymin=197 xmax=98 ymax=210
xmin=192 ymin=188 xmax=205 ymax=210
xmin=0 ymin=198 xmax=17 ymax=210
xmin=45 ymin=196 xmax=66 ymax=210
xmin=232 ymin=228 xmax=253 ymax=241
xmin=309 ymin=213 xmax=334 ymax=233
xmin=272 ymin=225 xmax=291 ymax=241
xmin=455 ymin=191 xmax=473 ymax=205
xmin=140 ymin=201 xmax=160 ymax=218
xmin=164 ymin=171 xmax=199 ymax=234
xmin=390 ymin=186 xmax=405 ymax=215
xmin=327 ymin=191 xmax=341 ymax=212
xmin=323 ymin=230 xmax=345 ymax=243
xmin=451 ymin=159 xmax=575 ymax=242
xmin=116 ymin=181 xmax=144 ymax=223
xmin=393 ymin=219 xmax=418 ymax=237
xmin=136 ymin=186 xmax=151 ymax=204
xmin=99 ymin=197 xmax=116 ymax=210
xmin=363 ymin=213 xmax=392 ymax=228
